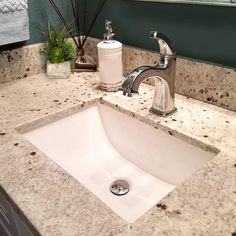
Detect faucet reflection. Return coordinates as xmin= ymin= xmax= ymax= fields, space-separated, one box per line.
xmin=122 ymin=31 xmax=177 ymax=117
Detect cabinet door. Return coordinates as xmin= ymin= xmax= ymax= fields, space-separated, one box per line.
xmin=0 ymin=192 xmax=19 ymax=236
xmin=13 ymin=210 xmax=35 ymax=236
xmin=0 ymin=189 xmax=37 ymax=236
xmin=0 ymin=213 xmax=14 ymax=236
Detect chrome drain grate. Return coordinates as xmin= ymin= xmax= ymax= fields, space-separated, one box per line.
xmin=110 ymin=179 xmax=130 ymax=196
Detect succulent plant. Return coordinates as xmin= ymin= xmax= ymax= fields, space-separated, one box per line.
xmin=41 ymin=19 xmax=76 ymax=64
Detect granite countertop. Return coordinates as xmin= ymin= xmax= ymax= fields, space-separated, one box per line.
xmin=0 ymin=73 xmax=236 ymax=236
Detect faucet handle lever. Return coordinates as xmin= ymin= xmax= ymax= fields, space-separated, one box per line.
xmin=150 ymin=31 xmax=176 ymax=56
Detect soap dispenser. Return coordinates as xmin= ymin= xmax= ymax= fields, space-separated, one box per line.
xmin=97 ymin=20 xmax=123 ymax=92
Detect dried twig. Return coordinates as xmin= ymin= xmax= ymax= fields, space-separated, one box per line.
xmin=48 ymin=0 xmax=80 ymax=48
xmin=47 ymin=0 xmax=106 ymax=50
xmin=81 ymin=0 xmax=106 ymax=48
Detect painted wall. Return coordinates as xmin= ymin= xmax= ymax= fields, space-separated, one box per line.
xmin=1 ymin=0 xmax=235 ymax=68
xmin=87 ymin=0 xmax=236 ymax=68
xmin=28 ymin=0 xmax=72 ymax=44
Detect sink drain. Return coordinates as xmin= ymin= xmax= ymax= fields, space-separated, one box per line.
xmin=110 ymin=179 xmax=130 ymax=196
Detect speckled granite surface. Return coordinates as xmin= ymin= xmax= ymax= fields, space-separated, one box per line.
xmin=0 ymin=43 xmax=45 ymax=83
xmin=1 ymin=38 xmax=236 ymax=111
xmin=0 ymin=73 xmax=236 ymax=236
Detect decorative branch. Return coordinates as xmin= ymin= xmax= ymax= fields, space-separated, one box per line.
xmin=82 ymin=0 xmax=87 ymax=43
xmin=47 ymin=0 xmax=106 ymax=50
xmin=48 ymin=0 xmax=80 ymax=49
xmin=71 ymin=0 xmax=82 ymax=47
xmin=81 ymin=0 xmax=106 ymax=48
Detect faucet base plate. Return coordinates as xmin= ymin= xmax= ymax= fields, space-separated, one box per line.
xmin=100 ymin=80 xmax=122 ymax=92
xmin=149 ymin=107 xmax=177 ymax=117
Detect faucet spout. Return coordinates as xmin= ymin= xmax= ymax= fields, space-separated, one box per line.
xmin=122 ymin=66 xmax=156 ymax=96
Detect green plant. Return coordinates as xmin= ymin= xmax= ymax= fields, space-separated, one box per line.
xmin=41 ymin=20 xmax=76 ymax=64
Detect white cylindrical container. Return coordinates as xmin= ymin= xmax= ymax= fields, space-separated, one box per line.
xmin=97 ymin=20 xmax=123 ymax=92
xmin=97 ymin=41 xmax=123 ymax=92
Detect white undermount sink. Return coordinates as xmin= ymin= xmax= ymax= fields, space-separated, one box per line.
xmin=22 ymin=104 xmax=216 ymax=223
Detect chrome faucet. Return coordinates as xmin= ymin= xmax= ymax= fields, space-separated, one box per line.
xmin=122 ymin=31 xmax=177 ymax=117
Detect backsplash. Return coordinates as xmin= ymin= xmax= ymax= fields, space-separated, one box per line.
xmin=0 ymin=44 xmax=45 ymax=83
xmin=85 ymin=38 xmax=236 ymax=112
xmin=1 ymin=38 xmax=236 ymax=112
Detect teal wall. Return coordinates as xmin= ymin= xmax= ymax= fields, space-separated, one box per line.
xmin=28 ymin=0 xmax=72 ymax=44
xmin=2 ymin=0 xmax=236 ymax=68
xmin=87 ymin=0 xmax=236 ymax=68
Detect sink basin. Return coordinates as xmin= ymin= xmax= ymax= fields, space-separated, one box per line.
xmin=22 ymin=104 xmax=216 ymax=222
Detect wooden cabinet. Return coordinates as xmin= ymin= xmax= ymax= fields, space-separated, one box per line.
xmin=0 ymin=189 xmax=36 ymax=236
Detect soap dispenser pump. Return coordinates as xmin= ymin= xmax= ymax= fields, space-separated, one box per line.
xmin=97 ymin=20 xmax=123 ymax=92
